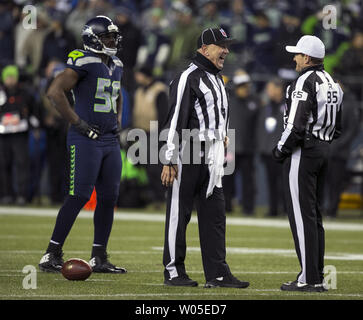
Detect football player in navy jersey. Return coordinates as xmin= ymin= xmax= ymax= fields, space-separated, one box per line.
xmin=39 ymin=16 xmax=126 ymax=274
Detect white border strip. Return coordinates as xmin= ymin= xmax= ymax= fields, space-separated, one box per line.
xmin=288 ymin=147 xmax=306 ymax=283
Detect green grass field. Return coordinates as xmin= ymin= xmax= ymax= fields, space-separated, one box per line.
xmin=0 ymin=206 xmax=362 ymax=301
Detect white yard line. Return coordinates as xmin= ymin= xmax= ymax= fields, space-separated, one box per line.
xmin=1 ymin=269 xmax=363 ymax=275
xmin=0 ymin=250 xmax=159 ymax=255
xmin=151 ymin=246 xmax=363 ymax=261
xmin=0 ymin=207 xmax=363 ymax=231
xmin=1 ymin=245 xmax=363 ymax=261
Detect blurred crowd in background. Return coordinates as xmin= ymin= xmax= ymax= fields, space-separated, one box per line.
xmin=0 ymin=0 xmax=362 ymax=217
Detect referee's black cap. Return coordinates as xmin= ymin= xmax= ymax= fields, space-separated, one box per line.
xmin=197 ymin=27 xmax=235 ymax=48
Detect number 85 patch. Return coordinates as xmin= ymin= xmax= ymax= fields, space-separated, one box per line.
xmin=291 ymin=90 xmax=308 ymax=101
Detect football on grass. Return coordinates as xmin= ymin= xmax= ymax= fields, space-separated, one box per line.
xmin=61 ymin=258 xmax=92 ymax=281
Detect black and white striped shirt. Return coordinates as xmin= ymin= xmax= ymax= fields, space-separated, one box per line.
xmin=277 ymin=64 xmax=344 ymax=154
xmin=163 ymin=52 xmax=229 ymax=162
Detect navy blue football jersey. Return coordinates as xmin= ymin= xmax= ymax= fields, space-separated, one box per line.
xmin=66 ymin=49 xmax=123 ymax=139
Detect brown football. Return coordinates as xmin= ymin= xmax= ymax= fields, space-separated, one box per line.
xmin=61 ymin=258 xmax=92 ymax=281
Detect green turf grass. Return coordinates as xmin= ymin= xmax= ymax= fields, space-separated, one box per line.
xmin=0 ymin=207 xmax=362 ymax=300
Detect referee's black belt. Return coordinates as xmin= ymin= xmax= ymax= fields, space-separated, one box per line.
xmin=304 ymin=133 xmax=332 ymax=145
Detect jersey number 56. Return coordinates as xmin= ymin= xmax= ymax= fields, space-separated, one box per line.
xmin=94 ymin=78 xmax=120 ymax=113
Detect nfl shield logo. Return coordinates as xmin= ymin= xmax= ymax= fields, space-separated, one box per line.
xmin=220 ymin=28 xmax=227 ymax=37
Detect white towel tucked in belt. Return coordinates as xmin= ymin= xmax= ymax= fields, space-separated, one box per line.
xmin=206 ymin=140 xmax=225 ymax=198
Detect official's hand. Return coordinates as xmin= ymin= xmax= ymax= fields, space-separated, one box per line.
xmin=74 ymin=118 xmax=100 ymax=139
xmin=161 ymin=164 xmax=178 ymax=187
xmin=272 ymin=146 xmax=287 ymax=163
xmin=224 ymin=136 xmax=229 ymax=148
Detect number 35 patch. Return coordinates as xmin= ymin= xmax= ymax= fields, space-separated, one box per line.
xmin=291 ymin=90 xmax=308 ymax=101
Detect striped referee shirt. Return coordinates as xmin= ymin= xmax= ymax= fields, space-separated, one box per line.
xmin=163 ymin=52 xmax=229 ymax=162
xmin=277 ymin=64 xmax=344 ymax=154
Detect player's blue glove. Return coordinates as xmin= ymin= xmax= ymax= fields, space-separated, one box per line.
xmin=74 ymin=118 xmax=100 ymax=139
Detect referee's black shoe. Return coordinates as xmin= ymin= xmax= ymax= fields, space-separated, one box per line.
xmin=280 ymin=280 xmax=327 ymax=292
xmin=164 ymin=275 xmax=198 ymax=287
xmin=204 ymin=274 xmax=250 ymax=288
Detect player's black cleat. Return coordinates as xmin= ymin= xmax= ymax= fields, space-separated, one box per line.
xmin=280 ymin=280 xmax=327 ymax=292
xmin=38 ymin=250 xmax=64 ymax=273
xmin=204 ymin=274 xmax=250 ymax=288
xmin=89 ymin=254 xmax=127 ymax=274
xmin=164 ymin=275 xmax=198 ymax=287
